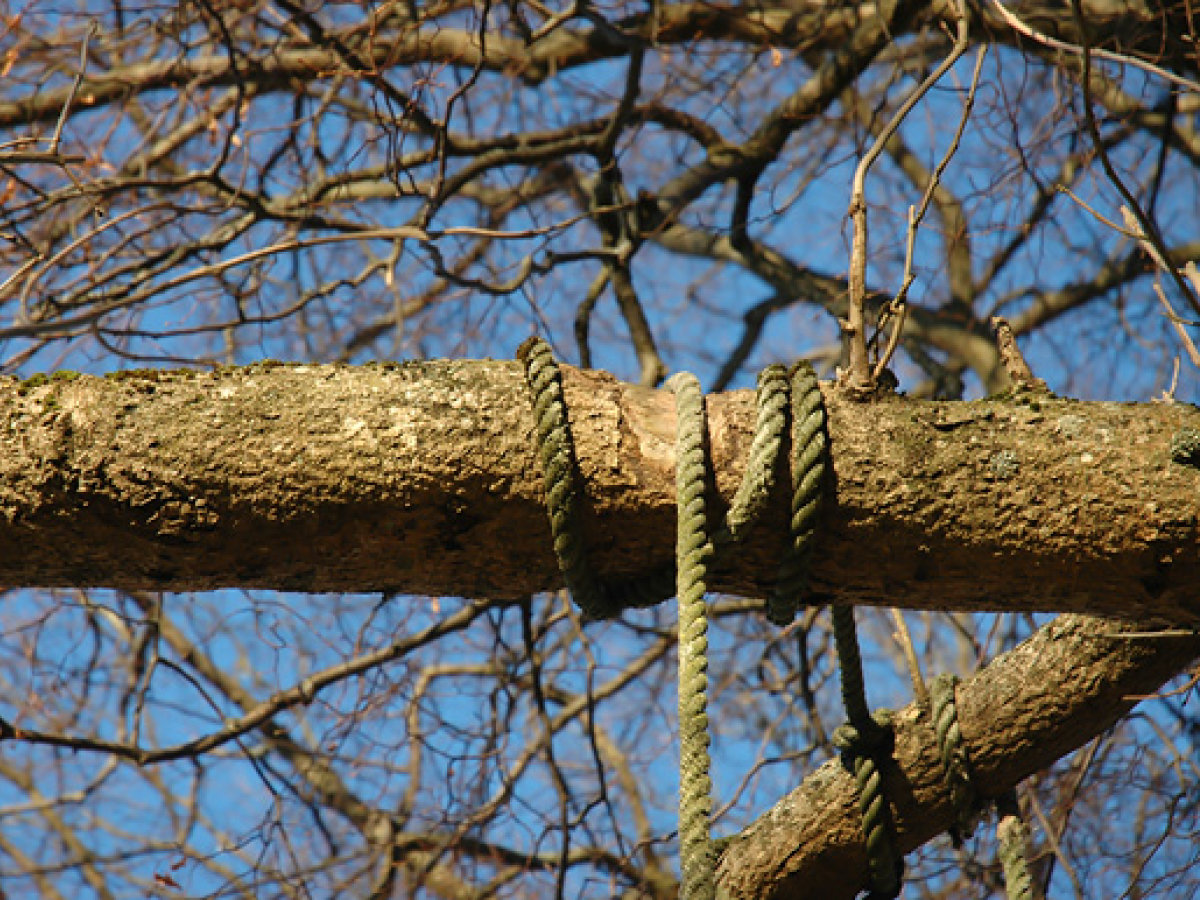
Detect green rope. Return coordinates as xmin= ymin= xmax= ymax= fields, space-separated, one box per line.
xmin=668 ymin=372 xmax=716 ymax=900
xmin=929 ymin=673 xmax=979 ymax=845
xmin=832 ymin=603 xmax=904 ymax=900
xmin=930 ymin=677 xmax=1036 ymax=900
xmin=517 ymin=337 xmax=618 ymax=619
xmin=931 ymin=676 xmax=1036 ymax=900
xmin=769 ymin=361 xmax=829 ymax=625
xmin=721 ymin=364 xmax=789 ymax=542
xmin=518 ymin=337 xmax=673 ymax=615
xmin=833 ymin=713 xmax=900 ymax=898
xmin=517 ymin=341 xmax=1027 ymax=900
xmin=518 ymin=338 xmax=832 ymax=900
xmin=832 ymin=605 xmax=876 ymax=732
xmin=519 ymin=338 xmax=829 ymax=619
xmin=997 ymin=791 xmax=1035 ymax=900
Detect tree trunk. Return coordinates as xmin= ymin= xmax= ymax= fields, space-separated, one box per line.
xmin=3 ymin=362 xmax=1199 ymax=623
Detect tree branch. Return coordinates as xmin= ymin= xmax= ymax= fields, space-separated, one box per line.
xmin=2 ymin=362 xmax=1199 ymax=622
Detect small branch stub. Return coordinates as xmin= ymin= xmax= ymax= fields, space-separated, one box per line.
xmin=991 ymin=317 xmax=1049 ymax=393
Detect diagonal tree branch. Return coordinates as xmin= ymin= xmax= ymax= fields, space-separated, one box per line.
xmin=716 ymin=614 xmax=1200 ymax=900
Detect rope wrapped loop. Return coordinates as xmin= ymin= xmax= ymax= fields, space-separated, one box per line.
xmin=930 ymin=673 xmax=980 ymax=845
xmin=931 ymin=674 xmax=1035 ymax=900
xmin=518 ymin=337 xmax=1041 ymax=900
xmin=517 ymin=337 xmax=672 ymax=617
xmin=518 ymin=337 xmax=831 ymax=900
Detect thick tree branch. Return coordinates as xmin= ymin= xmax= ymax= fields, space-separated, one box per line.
xmin=2 ymin=362 xmax=1199 ymax=622
xmin=4 ymin=1 xmax=1192 ymax=133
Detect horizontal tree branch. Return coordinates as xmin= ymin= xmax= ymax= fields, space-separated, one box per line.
xmin=2 ymin=362 xmax=1199 ymax=622
xmin=3 ymin=0 xmax=1187 ymax=131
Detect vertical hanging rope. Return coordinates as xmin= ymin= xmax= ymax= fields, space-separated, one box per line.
xmin=832 ymin=605 xmax=876 ymax=732
xmin=667 ymin=372 xmax=716 ymax=900
xmin=997 ymin=791 xmax=1036 ymax=900
xmin=832 ymin=603 xmax=904 ymax=900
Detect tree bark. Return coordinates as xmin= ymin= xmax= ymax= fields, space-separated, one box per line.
xmin=2 ymin=362 xmax=1199 ymax=623
xmin=715 ymin=615 xmax=1200 ymax=900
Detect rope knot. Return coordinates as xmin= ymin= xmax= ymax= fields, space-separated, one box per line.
xmin=833 ymin=709 xmax=895 ymax=763
xmin=832 ymin=706 xmax=902 ymax=900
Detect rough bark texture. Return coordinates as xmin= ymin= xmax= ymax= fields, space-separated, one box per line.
xmin=714 ymin=615 xmax=1200 ymax=900
xmin=2 ymin=362 xmax=1199 ymax=623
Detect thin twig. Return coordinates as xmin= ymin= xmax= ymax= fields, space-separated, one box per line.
xmin=872 ymin=205 xmax=914 ymax=379
xmin=889 ymin=608 xmax=929 ymax=709
xmin=1119 ymin=205 xmax=1200 ymax=368
xmin=1124 ymin=667 xmax=1200 ymax=701
xmin=845 ymin=0 xmax=972 ymax=394
xmin=1054 ymin=184 xmax=1140 ymax=237
xmin=1154 ymin=284 xmax=1200 ymax=367
xmin=874 ymin=44 xmax=987 ymax=380
xmin=49 ymin=21 xmax=98 ymax=154
xmin=1068 ymin=0 xmax=1200 ymax=320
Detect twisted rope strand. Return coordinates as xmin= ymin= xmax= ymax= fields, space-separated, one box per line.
xmin=832 ymin=604 xmax=876 ymax=733
xmin=997 ymin=791 xmax=1036 ymax=900
xmin=833 ymin=715 xmax=900 ymax=899
xmin=933 ymin=676 xmax=1036 ymax=900
xmin=518 ymin=337 xmax=618 ymax=619
xmin=930 ymin=673 xmax=979 ymax=844
xmin=722 ymin=364 xmax=789 ymax=542
xmin=832 ymin=603 xmax=904 ymax=900
xmin=770 ymin=361 xmax=829 ymax=625
xmin=667 ymin=371 xmax=717 ymax=900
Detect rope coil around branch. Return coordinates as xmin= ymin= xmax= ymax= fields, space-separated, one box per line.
xmin=518 ymin=337 xmax=673 ymax=616
xmin=931 ymin=676 xmax=1035 ymax=900
xmin=929 ymin=673 xmax=979 ymax=845
xmin=518 ymin=338 xmax=831 ymax=900
xmin=721 ymin=364 xmax=788 ymax=543
xmin=517 ymin=336 xmax=617 ymax=620
xmin=769 ymin=361 xmax=829 ymax=626
xmin=518 ymin=339 xmax=830 ymax=619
